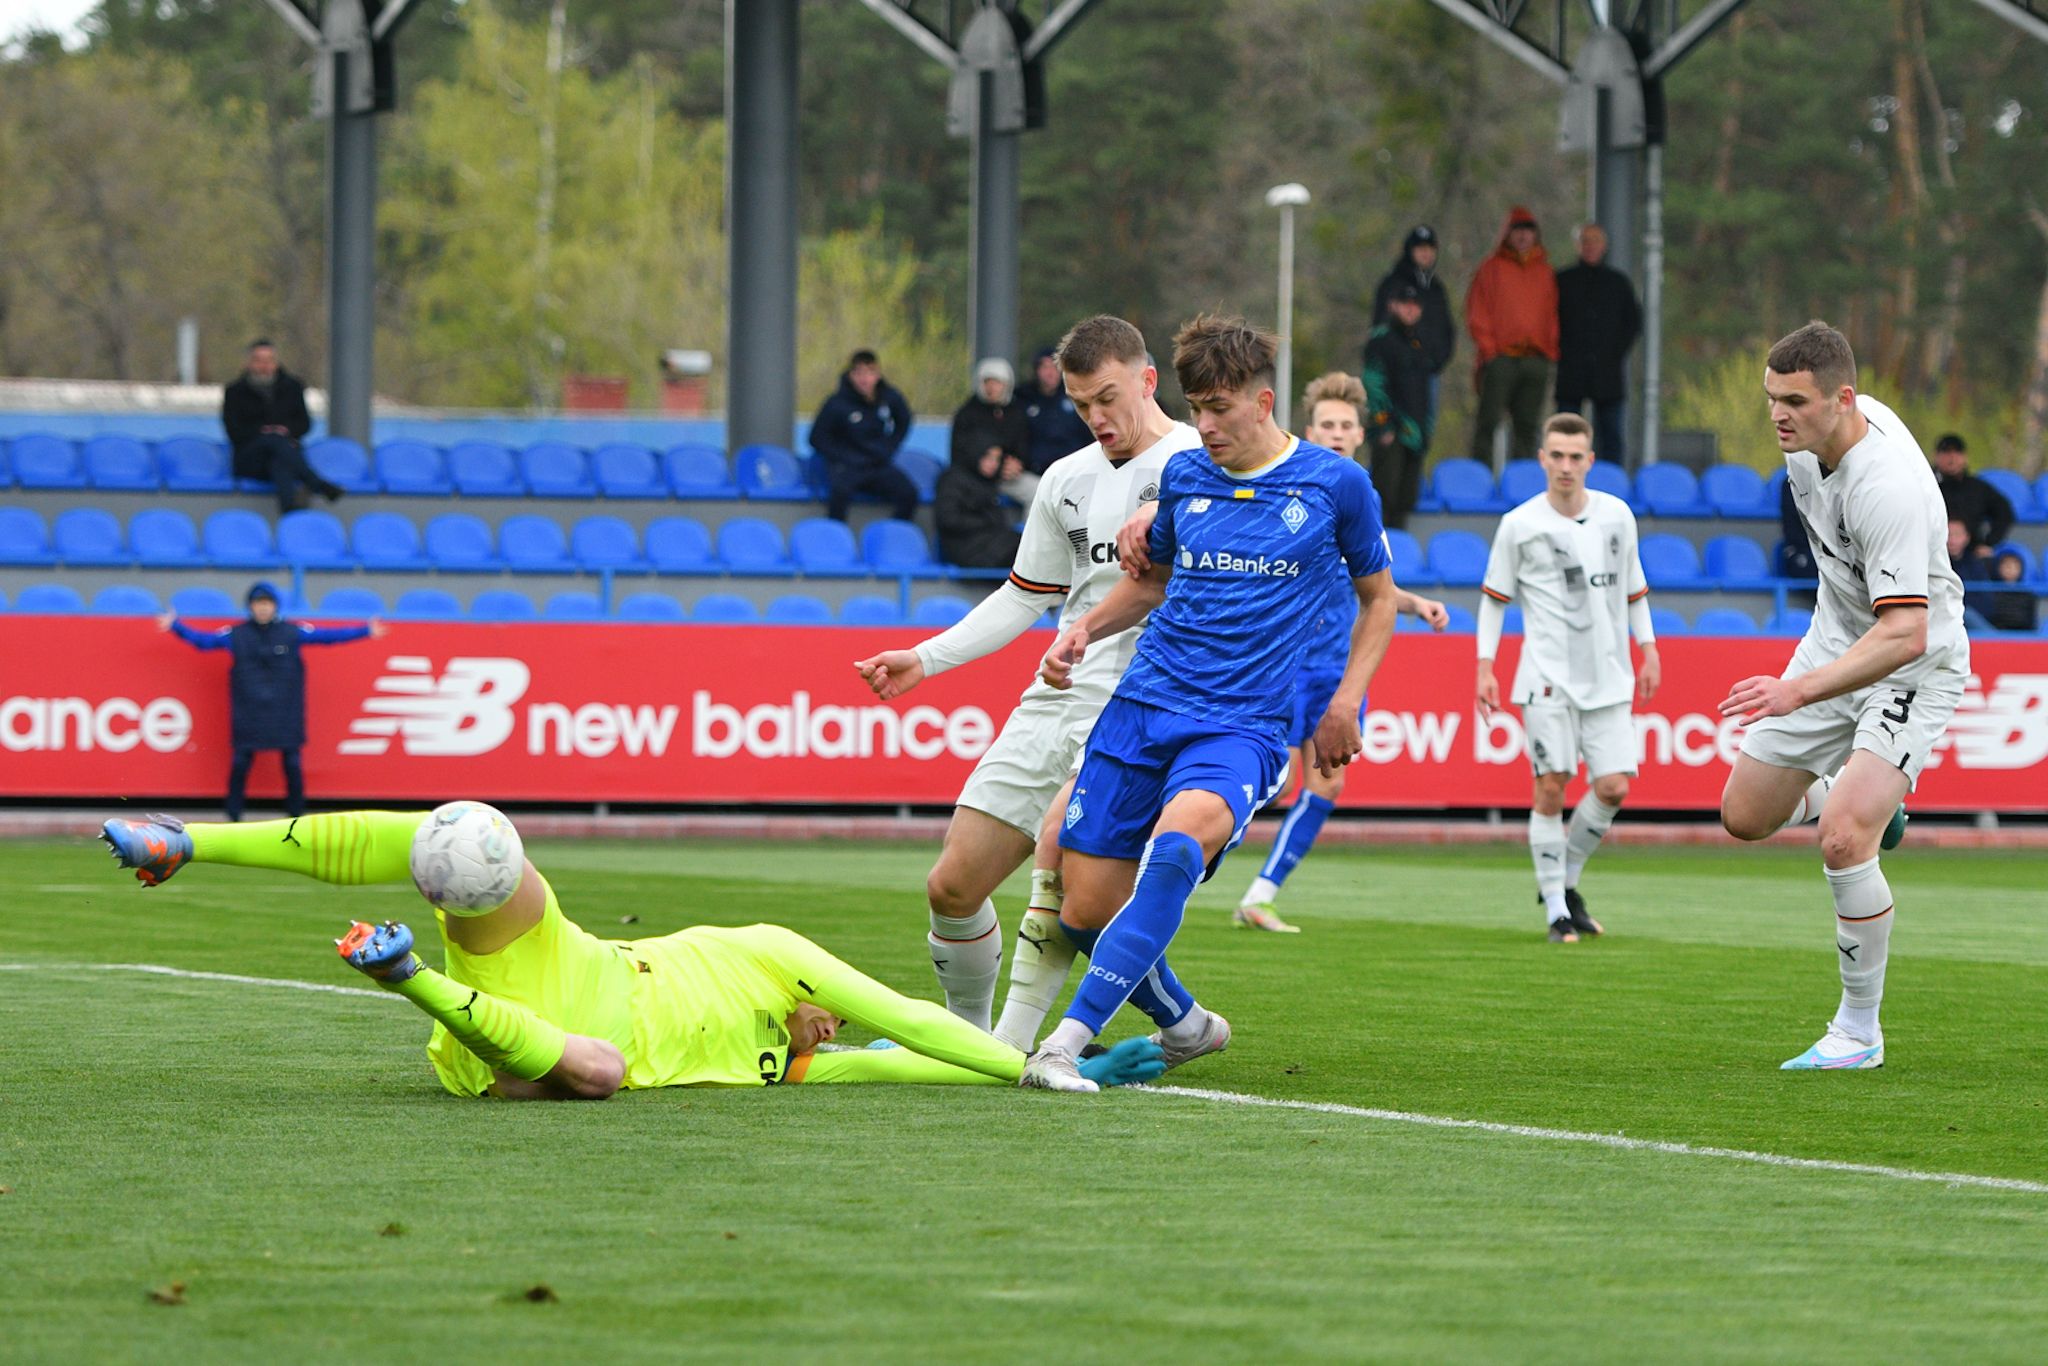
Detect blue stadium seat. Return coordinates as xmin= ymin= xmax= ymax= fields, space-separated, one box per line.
xmin=277 ymin=510 xmax=354 ymax=568
xmin=690 ymin=593 xmax=760 ymax=623
xmin=543 ymin=591 xmax=605 ymax=621
xmin=203 ymin=509 xmax=281 ymax=568
xmin=1638 ymin=533 xmax=1704 ymax=588
xmin=352 ymin=513 xmax=428 ymax=569
xmin=664 ymin=444 xmax=739 ymax=499
xmin=1501 ymin=605 xmax=1524 ymax=634
xmin=424 ymin=513 xmax=503 ymax=570
xmin=1425 ymin=529 xmax=1489 ymax=586
xmin=1499 ymin=459 xmax=1545 ymax=505
xmin=789 ymin=516 xmax=863 ymax=576
xmin=912 ymin=595 xmax=975 ymax=627
xmin=1763 ymin=465 xmax=1788 ymax=510
xmin=570 ymin=515 xmax=647 ymax=571
xmin=305 ymin=436 xmax=378 ymax=493
xmin=895 ymin=448 xmax=945 ymax=503
xmin=0 ymin=508 xmax=52 ymax=565
xmin=734 ymin=443 xmax=811 ymax=501
xmin=318 ymin=587 xmax=386 ymax=619
xmin=0 ymin=438 xmax=9 ymax=488
xmin=53 ymin=508 xmax=130 ymax=566
xmin=448 ymin=441 xmax=523 ymax=496
xmin=1384 ymin=528 xmax=1428 ymax=584
xmin=592 ymin=443 xmax=666 ymax=499
xmin=2036 ymin=472 xmax=2048 ymax=522
xmin=522 ymin=442 xmax=595 ymax=498
xmin=716 ymin=517 xmax=795 ymax=574
xmin=11 ymin=434 xmax=85 ymax=489
xmin=839 ymin=594 xmax=903 ymax=625
xmin=83 ymin=435 xmax=158 ymax=490
xmin=1635 ymin=464 xmax=1709 ymax=517
xmin=376 ymin=440 xmax=452 ymax=495
xmin=17 ymin=583 xmax=85 ymax=614
xmin=1431 ymin=459 xmax=1504 ymax=514
xmin=646 ymin=516 xmax=717 ymax=574
xmin=1702 ymin=534 xmax=1772 ymax=585
xmin=1440 ymin=603 xmax=1477 ymax=633
xmin=1585 ymin=461 xmax=1635 ymax=504
xmin=1693 ymin=607 xmax=1760 ymax=635
xmin=1701 ymin=465 xmax=1771 ymax=519
xmin=170 ymin=586 xmax=238 ymax=617
xmin=1651 ymin=606 xmax=1687 ymax=637
xmin=863 ymin=519 xmax=943 ymax=577
xmin=764 ymin=593 xmax=834 ymax=624
xmin=469 ymin=589 xmax=538 ymax=621
xmin=1981 ymin=468 xmax=2043 ymax=524
xmin=616 ymin=591 xmax=687 ymax=622
xmin=392 ymin=588 xmax=463 ymax=620
xmin=92 ymin=584 xmax=161 ymax=616
xmin=500 ymin=515 xmax=574 ymax=572
xmin=158 ymin=436 xmax=236 ymax=492
xmin=1767 ymin=607 xmax=1813 ymax=636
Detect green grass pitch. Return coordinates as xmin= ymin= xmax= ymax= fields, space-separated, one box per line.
xmin=5 ymin=833 xmax=2048 ymax=1362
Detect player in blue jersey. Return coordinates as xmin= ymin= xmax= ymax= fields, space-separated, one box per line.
xmin=1017 ymin=316 xmax=1401 ymax=1093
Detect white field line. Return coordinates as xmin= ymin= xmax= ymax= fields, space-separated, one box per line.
xmin=9 ymin=961 xmax=2046 ymax=1196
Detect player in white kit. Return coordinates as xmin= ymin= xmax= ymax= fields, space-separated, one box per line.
xmin=1476 ymin=412 xmax=1660 ymax=942
xmin=1719 ymin=322 xmax=1966 ymax=1071
xmin=854 ymin=316 xmax=1200 ymax=1048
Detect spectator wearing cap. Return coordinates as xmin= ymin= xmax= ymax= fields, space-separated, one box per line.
xmin=221 ymin=339 xmax=344 ymax=515
xmin=1465 ymin=205 xmax=1559 ymax=469
xmin=1019 ymin=345 xmax=1093 ymax=473
xmin=810 ymin=349 xmax=920 ymax=523
xmin=158 ymin=582 xmax=385 ymax=821
xmin=1361 ymin=283 xmax=1434 ymax=529
xmin=1933 ymin=434 xmax=2014 ymax=558
xmin=1370 ymin=225 xmax=1456 ymax=432
xmin=949 ymin=356 xmax=1039 ymax=506
xmin=1553 ymin=222 xmax=1642 ymax=466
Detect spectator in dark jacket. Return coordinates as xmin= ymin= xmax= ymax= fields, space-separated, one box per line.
xmin=934 ymin=447 xmax=1023 ymax=568
xmin=1779 ymin=476 xmax=1816 ymax=577
xmin=1020 ymin=346 xmax=1093 ymax=472
xmin=949 ymin=357 xmax=1039 ymax=506
xmin=1933 ymin=434 xmax=2014 ymax=557
xmin=1554 ymin=223 xmax=1642 ymax=465
xmin=1983 ymin=550 xmax=2039 ymax=633
xmin=1371 ymin=225 xmax=1456 ymax=432
xmin=159 ymin=581 xmax=383 ymax=820
xmin=221 ymin=339 xmax=342 ymax=515
xmin=1361 ymin=284 xmax=1434 ymax=528
xmin=809 ymin=349 xmax=919 ymax=523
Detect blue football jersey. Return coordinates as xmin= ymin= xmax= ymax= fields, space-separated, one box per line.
xmin=1118 ymin=438 xmax=1391 ymax=735
xmin=1300 ymin=561 xmax=1358 ymax=677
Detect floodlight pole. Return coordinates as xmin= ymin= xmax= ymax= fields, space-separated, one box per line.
xmin=1265 ymin=183 xmax=1310 ymax=431
xmin=726 ymin=0 xmax=801 ymax=452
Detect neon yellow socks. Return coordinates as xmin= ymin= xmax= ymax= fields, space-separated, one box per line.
xmin=187 ymin=811 xmax=426 ymax=885
xmin=390 ymin=966 xmax=567 ymax=1082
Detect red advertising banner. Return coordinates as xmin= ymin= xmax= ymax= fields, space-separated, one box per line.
xmin=1 ymin=616 xmax=2043 ymax=812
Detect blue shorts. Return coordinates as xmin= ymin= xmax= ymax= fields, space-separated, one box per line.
xmin=1058 ymin=696 xmax=1288 ymax=876
xmin=1288 ymin=671 xmax=1369 ymax=748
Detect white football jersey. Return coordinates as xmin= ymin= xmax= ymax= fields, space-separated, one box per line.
xmin=1006 ymin=421 xmax=1199 ymax=703
xmin=1482 ymin=489 xmax=1648 ymax=711
xmin=1783 ymin=394 xmax=1967 ymax=680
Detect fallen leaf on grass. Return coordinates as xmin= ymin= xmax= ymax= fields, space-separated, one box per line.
xmin=723 ymin=1231 xmax=738 ymax=1241
xmin=148 ymin=1282 xmax=187 ymax=1307
xmin=522 ymin=1285 xmax=558 ymax=1304
xmin=379 ymin=1222 xmax=406 ymax=1237
xmin=619 ymin=914 xmax=639 ymax=924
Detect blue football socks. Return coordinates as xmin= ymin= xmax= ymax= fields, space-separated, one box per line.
xmin=1257 ymin=791 xmax=1333 ymax=889
xmin=1064 ymin=831 xmax=1205 ymax=1036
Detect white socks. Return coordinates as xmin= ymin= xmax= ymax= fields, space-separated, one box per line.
xmin=1041 ymin=1016 xmax=1093 ymax=1057
xmin=1529 ymin=811 xmax=1568 ymax=922
xmin=1564 ymin=793 xmax=1619 ymax=890
xmin=992 ymin=870 xmax=1076 ymax=1051
xmin=1785 ymin=772 xmax=1834 ymax=828
xmin=1241 ymin=875 xmax=1281 ymax=907
xmin=1826 ymin=856 xmax=1893 ymax=1043
xmin=929 ymin=898 xmax=1001 ymax=1031
xmin=1160 ymin=1007 xmax=1209 ymax=1048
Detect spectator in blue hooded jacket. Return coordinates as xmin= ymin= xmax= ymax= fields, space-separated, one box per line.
xmin=809 ymin=349 xmax=920 ymax=523
xmin=158 ymin=581 xmax=384 ymax=820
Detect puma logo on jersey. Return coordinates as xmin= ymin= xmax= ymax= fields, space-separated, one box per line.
xmin=1062 ymin=496 xmax=1083 ymax=514
xmin=1876 ymin=567 xmax=1899 ymax=583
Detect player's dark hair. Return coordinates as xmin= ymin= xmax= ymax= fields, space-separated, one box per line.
xmin=248 ymin=338 xmax=275 ymax=351
xmin=1172 ymin=314 xmax=1278 ymax=399
xmin=1302 ymin=371 xmax=1366 ymax=423
xmin=1542 ymin=412 xmax=1592 ymax=442
xmin=847 ymin=349 xmax=879 ymax=369
xmin=1766 ymin=321 xmax=1857 ymax=394
xmin=1936 ymin=433 xmax=1966 ymax=454
xmin=1056 ymin=315 xmax=1148 ymax=376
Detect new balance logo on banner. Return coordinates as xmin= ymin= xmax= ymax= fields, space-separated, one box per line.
xmin=340 ymin=657 xmax=530 ymax=757
xmin=1934 ymin=673 xmax=2048 ymax=771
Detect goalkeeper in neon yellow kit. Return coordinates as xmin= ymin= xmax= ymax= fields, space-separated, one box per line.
xmin=99 ymin=806 xmax=1163 ymax=1098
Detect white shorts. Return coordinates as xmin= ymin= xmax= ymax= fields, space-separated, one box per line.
xmin=1520 ymin=699 xmax=1637 ymax=778
xmin=956 ymin=689 xmax=1104 ymax=837
xmin=1740 ymin=643 xmax=1966 ymax=788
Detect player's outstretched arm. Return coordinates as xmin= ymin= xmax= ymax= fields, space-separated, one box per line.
xmin=1040 ymin=566 xmax=1167 ymax=689
xmin=1720 ymin=604 xmax=1927 ymax=723
xmin=854 ymin=579 xmax=1059 ymax=699
xmin=1395 ymin=588 xmax=1449 ymax=631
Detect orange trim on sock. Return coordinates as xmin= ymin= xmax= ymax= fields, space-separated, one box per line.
xmin=782 ymin=1052 xmax=813 ymax=1084
xmin=1837 ymin=904 xmax=1895 ymax=922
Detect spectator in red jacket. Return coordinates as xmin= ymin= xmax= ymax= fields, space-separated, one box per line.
xmin=1465 ymin=206 xmax=1559 ymax=470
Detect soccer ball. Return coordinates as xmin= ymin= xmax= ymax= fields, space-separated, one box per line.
xmin=410 ymin=801 xmax=524 ymax=915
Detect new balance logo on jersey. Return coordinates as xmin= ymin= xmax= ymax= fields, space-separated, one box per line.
xmin=341 ymin=657 xmax=529 ymax=756
xmin=1188 ymin=498 xmax=1213 ymax=514
xmin=1176 ymin=548 xmax=1303 ymax=577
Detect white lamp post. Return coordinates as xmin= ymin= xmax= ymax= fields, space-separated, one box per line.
xmin=1264 ymin=182 xmax=1311 ymax=429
